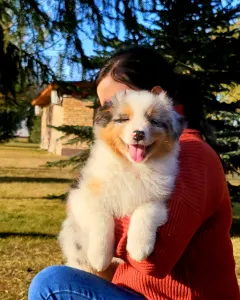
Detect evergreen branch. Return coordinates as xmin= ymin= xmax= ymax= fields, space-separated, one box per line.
xmin=208 ymin=120 xmax=239 ymax=131
xmin=62 ymin=136 xmax=92 ymax=146
xmin=221 ymin=150 xmax=240 ymax=158
xmin=48 ymin=125 xmax=94 ymax=144
xmin=231 ymin=168 xmax=240 ymax=177
xmin=228 ymin=183 xmax=240 ymax=203
xmin=216 ymin=130 xmax=240 ymax=138
xmin=47 ymin=149 xmax=90 ymax=169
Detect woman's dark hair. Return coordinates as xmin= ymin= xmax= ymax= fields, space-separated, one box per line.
xmin=96 ymin=46 xmax=213 ymax=141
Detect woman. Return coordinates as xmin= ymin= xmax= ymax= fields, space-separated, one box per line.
xmin=29 ymin=47 xmax=239 ymax=300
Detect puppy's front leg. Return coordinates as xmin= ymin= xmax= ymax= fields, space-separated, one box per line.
xmin=68 ymin=188 xmax=115 ymax=272
xmin=87 ymin=212 xmax=115 ymax=272
xmin=127 ymin=201 xmax=167 ymax=262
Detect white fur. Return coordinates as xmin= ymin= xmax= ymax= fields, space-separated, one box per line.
xmin=59 ymin=90 xmax=182 ymax=272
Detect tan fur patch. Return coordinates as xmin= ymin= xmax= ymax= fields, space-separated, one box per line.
xmin=150 ymin=132 xmax=176 ymax=159
xmin=120 ymin=103 xmax=133 ymax=118
xmin=99 ymin=123 xmax=127 ymax=160
xmin=87 ymin=178 xmax=102 ymax=197
xmin=146 ymin=105 xmax=157 ymax=117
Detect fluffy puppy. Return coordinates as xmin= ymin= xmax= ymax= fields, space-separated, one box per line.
xmin=59 ymin=90 xmax=184 ymax=276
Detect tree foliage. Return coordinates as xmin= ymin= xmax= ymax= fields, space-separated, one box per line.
xmin=29 ymin=116 xmax=41 ymax=143
xmin=0 ymin=0 xmax=239 ymax=200
xmin=0 ymin=0 xmax=55 ymax=141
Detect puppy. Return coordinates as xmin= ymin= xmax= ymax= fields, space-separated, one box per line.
xmin=59 ymin=90 xmax=184 ymax=276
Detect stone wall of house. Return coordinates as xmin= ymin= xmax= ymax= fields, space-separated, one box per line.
xmin=39 ymin=96 xmax=94 ymax=156
xmin=61 ymin=96 xmax=94 ymax=156
xmin=40 ymin=106 xmax=49 ymax=150
xmin=41 ymin=104 xmax=64 ymax=155
xmin=48 ymin=104 xmax=64 ymax=155
xmin=63 ymin=96 xmax=94 ymax=126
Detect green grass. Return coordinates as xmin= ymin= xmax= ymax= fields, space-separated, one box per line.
xmin=0 ymin=142 xmax=239 ymax=299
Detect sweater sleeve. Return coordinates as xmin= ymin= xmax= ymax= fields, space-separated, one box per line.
xmin=115 ymin=137 xmax=227 ymax=278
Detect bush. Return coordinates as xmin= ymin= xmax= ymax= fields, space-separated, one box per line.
xmin=29 ymin=117 xmax=41 ymax=144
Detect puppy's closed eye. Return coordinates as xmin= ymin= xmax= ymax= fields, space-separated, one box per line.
xmin=113 ymin=114 xmax=130 ymax=123
xmin=95 ymin=102 xmax=113 ymax=127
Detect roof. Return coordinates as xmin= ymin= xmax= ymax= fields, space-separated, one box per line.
xmin=31 ymin=81 xmax=95 ymax=106
xmin=31 ymin=84 xmax=52 ymax=106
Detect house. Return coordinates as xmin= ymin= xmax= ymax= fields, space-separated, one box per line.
xmin=31 ymin=81 xmax=96 ymax=156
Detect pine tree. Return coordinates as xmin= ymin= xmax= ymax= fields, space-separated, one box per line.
xmin=141 ymin=0 xmax=240 ymax=202
xmin=0 ymin=0 xmax=54 ymax=141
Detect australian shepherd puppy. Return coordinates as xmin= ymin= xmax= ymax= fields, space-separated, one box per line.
xmin=59 ymin=89 xmax=184 ymax=277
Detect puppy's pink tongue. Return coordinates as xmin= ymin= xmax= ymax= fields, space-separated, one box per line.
xmin=129 ymin=144 xmax=146 ymax=162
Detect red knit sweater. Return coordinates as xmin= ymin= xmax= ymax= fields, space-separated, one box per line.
xmin=112 ymin=129 xmax=239 ymax=300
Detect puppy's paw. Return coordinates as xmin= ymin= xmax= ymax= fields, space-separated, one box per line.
xmin=127 ymin=234 xmax=155 ymax=262
xmin=126 ymin=202 xmax=167 ymax=261
xmin=85 ymin=214 xmax=115 ymax=272
xmin=87 ymin=247 xmax=113 ymax=272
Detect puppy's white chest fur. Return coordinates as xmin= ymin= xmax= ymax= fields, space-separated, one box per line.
xmin=71 ymin=140 xmax=179 ymax=219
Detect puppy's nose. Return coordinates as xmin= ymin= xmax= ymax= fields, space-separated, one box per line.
xmin=132 ymin=130 xmax=145 ymax=142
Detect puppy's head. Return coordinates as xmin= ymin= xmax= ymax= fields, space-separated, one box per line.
xmin=94 ymin=90 xmax=184 ymax=163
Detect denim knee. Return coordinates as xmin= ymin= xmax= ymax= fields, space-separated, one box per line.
xmin=28 ymin=265 xmax=145 ymax=300
xmin=28 ymin=265 xmax=64 ymax=300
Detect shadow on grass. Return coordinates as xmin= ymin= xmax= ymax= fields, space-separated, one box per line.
xmin=0 ymin=232 xmax=57 ymax=239
xmin=47 ymin=193 xmax=67 ymax=200
xmin=231 ymin=218 xmax=240 ymax=237
xmin=1 ymin=195 xmax=66 ymax=200
xmin=0 ymin=166 xmax=67 ymax=172
xmin=0 ymin=176 xmax=71 ymax=183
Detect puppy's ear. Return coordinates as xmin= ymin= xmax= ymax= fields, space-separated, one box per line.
xmin=151 ymin=86 xmax=164 ymax=95
xmin=94 ymin=101 xmax=113 ymax=127
xmin=172 ymin=111 xmax=185 ymax=140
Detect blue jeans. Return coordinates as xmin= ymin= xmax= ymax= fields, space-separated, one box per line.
xmin=28 ymin=265 xmax=145 ymax=299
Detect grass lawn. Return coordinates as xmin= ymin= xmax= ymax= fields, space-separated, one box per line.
xmin=0 ymin=143 xmax=76 ymax=300
xmin=0 ymin=143 xmax=239 ymax=299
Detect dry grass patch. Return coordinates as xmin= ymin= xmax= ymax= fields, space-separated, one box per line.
xmin=0 ymin=145 xmax=67 ymax=169
xmin=232 ymin=237 xmax=240 ymax=284
xmin=0 ymin=237 xmax=63 ymax=300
